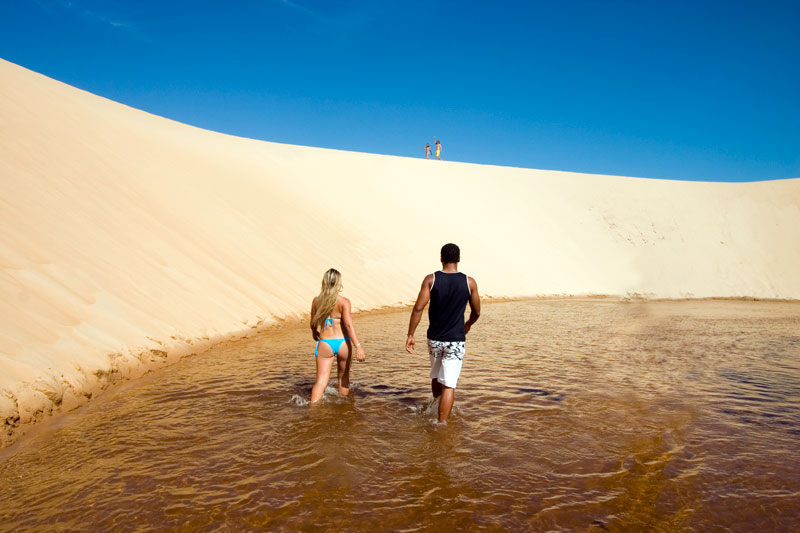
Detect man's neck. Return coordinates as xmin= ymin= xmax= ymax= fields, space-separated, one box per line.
xmin=441 ymin=262 xmax=459 ymax=273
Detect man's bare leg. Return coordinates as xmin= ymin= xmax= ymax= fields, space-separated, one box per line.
xmin=438 ymin=387 xmax=454 ymax=422
xmin=431 ymin=378 xmax=443 ymax=398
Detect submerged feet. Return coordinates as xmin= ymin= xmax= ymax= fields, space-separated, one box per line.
xmin=310 ymin=381 xmax=351 ymax=403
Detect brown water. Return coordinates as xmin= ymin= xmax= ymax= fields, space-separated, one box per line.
xmin=1 ymin=299 xmax=799 ymax=532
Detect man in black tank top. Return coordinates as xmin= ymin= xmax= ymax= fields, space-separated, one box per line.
xmin=406 ymin=243 xmax=481 ymax=422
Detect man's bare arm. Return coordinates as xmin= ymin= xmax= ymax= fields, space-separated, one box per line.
xmin=465 ymin=277 xmax=481 ymax=335
xmin=406 ymin=274 xmax=433 ymax=353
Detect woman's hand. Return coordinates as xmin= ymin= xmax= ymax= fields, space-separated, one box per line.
xmin=355 ymin=344 xmax=366 ymax=362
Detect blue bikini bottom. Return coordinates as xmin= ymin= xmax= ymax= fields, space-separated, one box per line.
xmin=315 ymin=337 xmax=350 ymax=357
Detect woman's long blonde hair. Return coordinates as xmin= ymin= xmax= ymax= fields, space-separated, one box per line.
xmin=311 ymin=268 xmax=343 ymax=330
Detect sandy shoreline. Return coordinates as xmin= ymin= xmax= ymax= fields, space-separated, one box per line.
xmin=2 ymin=57 xmax=799 ymax=447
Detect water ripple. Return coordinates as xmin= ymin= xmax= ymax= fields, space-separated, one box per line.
xmin=1 ymin=300 xmax=799 ymax=531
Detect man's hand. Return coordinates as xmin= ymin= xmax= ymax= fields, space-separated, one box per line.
xmin=465 ymin=322 xmax=472 ymax=335
xmin=406 ymin=335 xmax=415 ymax=354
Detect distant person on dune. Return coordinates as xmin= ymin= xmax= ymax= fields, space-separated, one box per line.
xmin=435 ymin=139 xmax=442 ymax=160
xmin=425 ymin=143 xmax=431 ymax=159
xmin=310 ymin=268 xmax=366 ymax=402
xmin=406 ymin=243 xmax=480 ymax=422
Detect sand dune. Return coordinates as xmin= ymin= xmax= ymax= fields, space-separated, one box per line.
xmin=1 ymin=58 xmax=798 ymax=446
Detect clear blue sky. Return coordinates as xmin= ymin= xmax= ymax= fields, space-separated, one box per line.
xmin=1 ymin=0 xmax=798 ymax=181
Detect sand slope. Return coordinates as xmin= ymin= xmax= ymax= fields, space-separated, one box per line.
xmin=1 ymin=58 xmax=799 ymax=446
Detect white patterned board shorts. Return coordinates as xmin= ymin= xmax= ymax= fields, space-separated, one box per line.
xmin=428 ymin=339 xmax=466 ymax=389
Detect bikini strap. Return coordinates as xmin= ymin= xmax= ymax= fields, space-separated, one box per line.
xmin=323 ymin=317 xmax=341 ymax=330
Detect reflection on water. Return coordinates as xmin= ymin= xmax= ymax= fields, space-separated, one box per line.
xmin=1 ymin=299 xmax=799 ymax=531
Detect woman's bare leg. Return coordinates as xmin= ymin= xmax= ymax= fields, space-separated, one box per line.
xmin=336 ymin=342 xmax=352 ymax=395
xmin=311 ymin=344 xmax=335 ymax=402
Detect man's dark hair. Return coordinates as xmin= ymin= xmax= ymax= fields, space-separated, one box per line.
xmin=440 ymin=243 xmax=460 ymax=264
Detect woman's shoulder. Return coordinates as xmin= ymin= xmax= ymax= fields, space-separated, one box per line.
xmin=336 ymin=295 xmax=351 ymax=310
xmin=326 ymin=295 xmax=347 ymax=318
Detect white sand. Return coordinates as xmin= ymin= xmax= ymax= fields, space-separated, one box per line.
xmin=1 ymin=58 xmax=799 ymax=446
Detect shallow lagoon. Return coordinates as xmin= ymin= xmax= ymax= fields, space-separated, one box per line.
xmin=1 ymin=299 xmax=799 ymax=531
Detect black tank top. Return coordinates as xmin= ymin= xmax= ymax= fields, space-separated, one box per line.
xmin=427 ymin=271 xmax=470 ymax=342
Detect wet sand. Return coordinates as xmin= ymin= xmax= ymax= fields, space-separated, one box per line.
xmin=1 ymin=300 xmax=798 ymax=531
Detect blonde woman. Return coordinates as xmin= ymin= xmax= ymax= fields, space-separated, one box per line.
xmin=309 ymin=268 xmax=366 ymax=402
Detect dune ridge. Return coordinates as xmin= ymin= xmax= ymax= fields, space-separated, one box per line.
xmin=1 ymin=58 xmax=799 ymax=447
